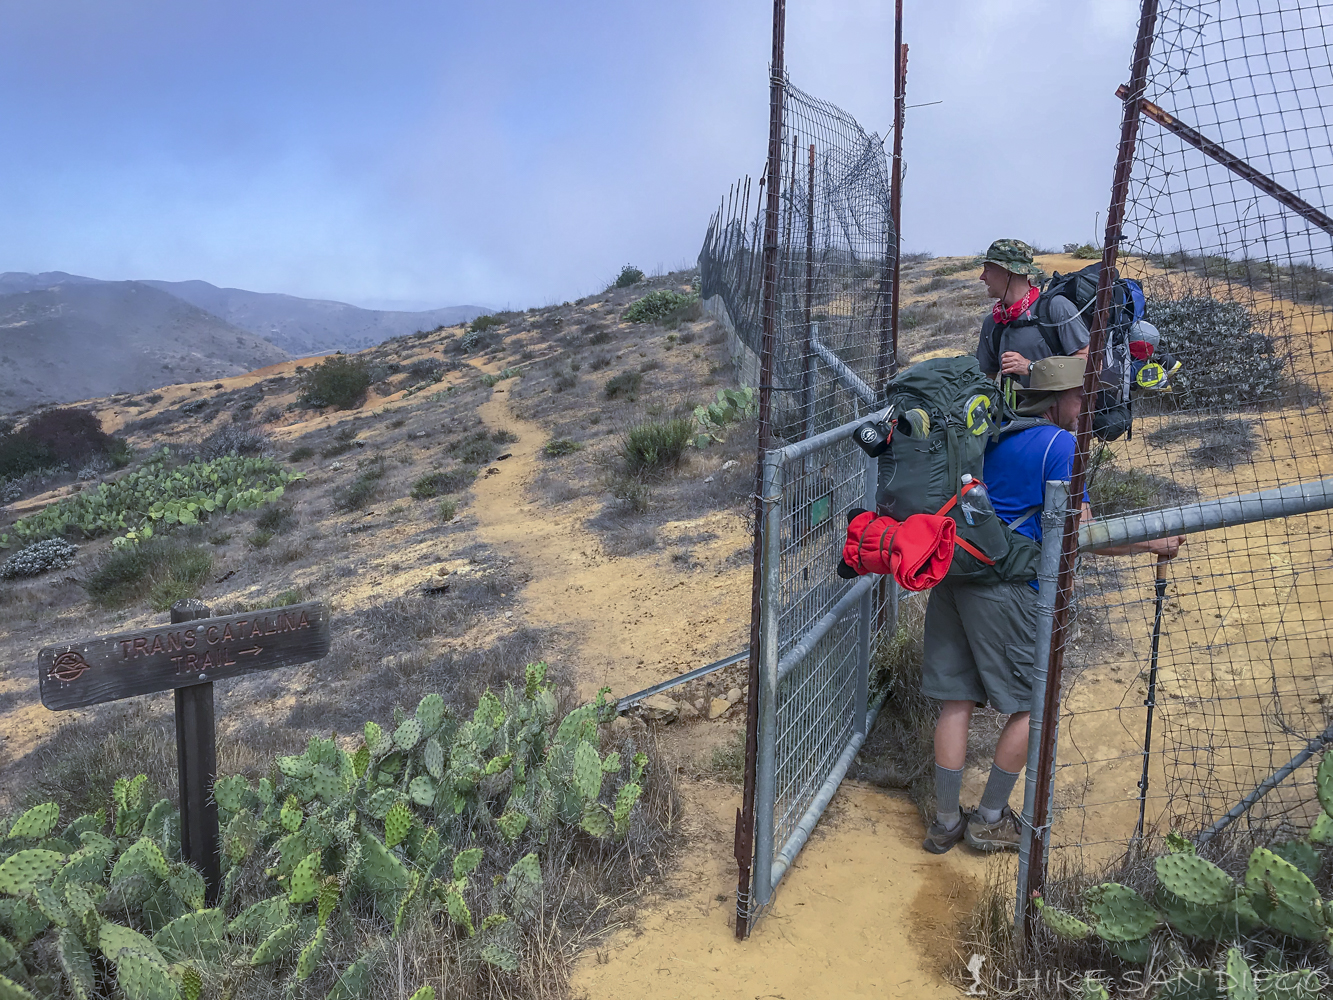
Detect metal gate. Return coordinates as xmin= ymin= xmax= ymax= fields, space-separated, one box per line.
xmin=741 ymin=414 xmax=896 ymax=928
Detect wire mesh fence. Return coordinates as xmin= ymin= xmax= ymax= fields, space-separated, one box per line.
xmin=699 ymin=78 xmax=896 ymax=440
xmin=705 ymin=72 xmax=900 ymax=936
xmin=1039 ymin=0 xmax=1333 ymax=889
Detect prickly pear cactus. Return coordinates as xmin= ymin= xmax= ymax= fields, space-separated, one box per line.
xmin=1033 ymin=896 xmax=1091 ymax=940
xmin=327 ymin=950 xmax=377 ymax=1000
xmin=289 ymin=851 xmax=323 ymax=905
xmin=0 ymin=850 xmax=66 ymax=896
xmin=384 ymin=802 xmax=412 ymax=849
xmin=1156 ymin=853 xmax=1239 ymax=906
xmin=1225 ymin=947 xmax=1257 ymax=1000
xmin=1246 ymin=847 xmax=1327 ymax=941
xmin=1081 ymin=978 xmax=1111 ymax=1000
xmin=7 ymin=802 xmax=58 ymax=840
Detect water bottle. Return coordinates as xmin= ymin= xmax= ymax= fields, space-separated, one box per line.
xmin=959 ymin=474 xmax=994 ymax=526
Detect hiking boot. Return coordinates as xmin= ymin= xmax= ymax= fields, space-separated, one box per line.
xmin=922 ymin=813 xmax=968 ymax=854
xmin=966 ymin=807 xmax=1022 ymax=852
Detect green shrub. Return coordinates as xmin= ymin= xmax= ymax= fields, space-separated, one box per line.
xmin=0 ymin=407 xmax=125 ymax=479
xmin=624 ymin=290 xmax=697 ymax=325
xmin=334 ymin=464 xmax=385 ymax=512
xmin=411 ymin=468 xmax=477 ymax=499
xmin=248 ymin=528 xmax=274 ymax=548
xmin=1087 ymin=447 xmax=1198 ymax=518
xmin=470 ymin=312 xmax=505 ymax=333
xmin=618 ymin=418 xmax=692 ymax=478
xmin=492 ymin=429 xmax=519 ymax=445
xmin=1071 ymin=243 xmax=1101 ymax=259
xmin=85 ymin=537 xmax=213 ymax=609
xmin=255 ymin=505 xmax=295 ymax=533
xmin=0 ymin=452 xmax=298 ymax=549
xmin=614 ymin=264 xmax=645 ymax=288
xmin=288 ymin=446 xmax=315 ymax=462
xmin=448 ymin=431 xmax=500 ymax=466
xmin=604 ymin=371 xmax=643 ymax=401
xmin=0 ymin=538 xmax=78 ymax=579
xmin=438 ymin=497 xmax=458 ymax=521
xmin=1148 ymin=295 xmax=1286 ymax=407
xmin=543 ymin=438 xmax=583 ymax=457
xmin=298 ymin=354 xmax=372 ymax=409
xmin=480 ymin=367 xmax=520 ymax=387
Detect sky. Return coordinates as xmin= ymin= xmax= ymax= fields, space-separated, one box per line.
xmin=0 ymin=1 xmax=1143 ymax=311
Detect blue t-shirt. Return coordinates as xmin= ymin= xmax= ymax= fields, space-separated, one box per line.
xmin=981 ymin=424 xmax=1078 ymax=546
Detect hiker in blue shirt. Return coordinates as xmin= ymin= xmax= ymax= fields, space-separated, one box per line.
xmin=922 ymin=356 xmax=1184 ymax=854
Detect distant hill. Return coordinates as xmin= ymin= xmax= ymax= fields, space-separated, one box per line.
xmin=0 ymin=271 xmax=490 ymax=413
xmin=0 ymin=281 xmax=288 ymax=412
xmin=138 ymin=280 xmax=488 ymax=357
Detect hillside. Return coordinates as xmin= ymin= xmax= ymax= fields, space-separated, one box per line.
xmin=0 ymin=280 xmax=288 ymax=412
xmin=139 ymin=278 xmax=488 ymax=356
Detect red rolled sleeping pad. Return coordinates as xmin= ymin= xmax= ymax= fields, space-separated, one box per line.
xmin=839 ymin=510 xmax=956 ymax=592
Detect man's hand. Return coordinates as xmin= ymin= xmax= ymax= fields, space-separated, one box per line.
xmin=1000 ymin=351 xmax=1031 ymax=377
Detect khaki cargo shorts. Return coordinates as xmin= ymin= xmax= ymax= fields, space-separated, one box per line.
xmin=921 ymin=577 xmax=1039 ymax=714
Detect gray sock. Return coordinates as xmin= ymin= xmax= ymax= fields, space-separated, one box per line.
xmin=978 ymin=763 xmax=1021 ymax=823
xmin=934 ymin=764 xmax=964 ymax=828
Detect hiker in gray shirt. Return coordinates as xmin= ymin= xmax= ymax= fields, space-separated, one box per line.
xmin=973 ymin=239 xmax=1090 ymax=387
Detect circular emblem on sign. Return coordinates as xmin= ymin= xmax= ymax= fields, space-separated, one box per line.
xmin=1136 ymin=361 xmax=1167 ymax=389
xmin=50 ymin=650 xmax=91 ymax=683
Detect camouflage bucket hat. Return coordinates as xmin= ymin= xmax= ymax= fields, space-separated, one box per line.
xmin=982 ymin=238 xmax=1043 ymax=279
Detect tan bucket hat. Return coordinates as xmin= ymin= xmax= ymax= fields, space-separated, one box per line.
xmin=1013 ymin=356 xmax=1086 ymax=416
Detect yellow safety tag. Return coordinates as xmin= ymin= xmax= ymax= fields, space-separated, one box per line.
xmin=965 ymin=394 xmax=992 ymax=436
xmin=1136 ymin=362 xmax=1167 ymax=389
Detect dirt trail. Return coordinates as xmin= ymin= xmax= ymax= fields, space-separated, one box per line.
xmin=467 ymin=381 xmax=981 ymax=998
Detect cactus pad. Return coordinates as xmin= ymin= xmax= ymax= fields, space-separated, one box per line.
xmin=1034 ymin=898 xmax=1091 ymax=940
xmin=352 ymin=745 xmax=370 ymax=779
xmin=1246 ymin=847 xmax=1327 ymax=941
xmin=211 ymin=774 xmax=248 ymax=816
xmin=1105 ymin=937 xmax=1152 ymax=964
xmin=384 ymin=802 xmax=412 ymax=849
xmin=0 ymin=938 xmax=17 ymax=974
xmin=250 ymin=920 xmax=301 ymax=965
xmin=453 ymin=848 xmax=483 ymax=879
xmin=1084 ymin=883 xmax=1159 ymax=941
xmin=318 ymin=876 xmax=341 ymax=926
xmin=1271 ymin=840 xmax=1320 ymax=881
xmin=614 ymin=783 xmax=642 ymax=837
xmin=364 ymin=720 xmax=384 ymax=752
xmin=1155 ymin=853 xmax=1238 ymax=906
xmin=280 ymin=795 xmax=303 ymax=833
xmin=573 ymin=742 xmax=603 ymax=803
xmin=580 ymin=803 xmax=612 ymax=838
xmin=395 ymin=718 xmax=423 ymax=752
xmin=357 ymin=832 xmax=411 ymax=915
xmin=1310 ymin=811 xmax=1333 ymax=846
xmin=444 ymin=883 xmax=474 ymax=936
xmin=289 ymin=851 xmax=324 ymax=905
xmin=98 ymin=922 xmax=162 ymax=964
xmin=423 ymin=737 xmax=445 ymax=780
xmin=8 ymin=802 xmax=58 ymax=841
xmin=166 ymin=865 xmax=206 ymax=910
xmin=327 ymin=951 xmax=377 ymax=1000
xmin=1317 ymin=752 xmax=1333 ymax=816
xmin=114 ymin=947 xmax=177 ymax=1000
xmin=409 ymin=987 xmax=436 ymax=1000
xmin=110 ymin=838 xmax=169 ymax=884
xmin=497 ymin=811 xmax=529 ymax=843
xmin=366 ymin=788 xmax=399 ymax=820
xmin=1225 ymin=947 xmax=1257 ymax=1000
xmin=222 ymin=810 xmax=260 ymax=864
xmin=416 ymin=693 xmax=445 ymax=732
xmin=33 ymin=883 xmax=68 ymax=927
xmin=1081 ymin=979 xmax=1111 ymax=1000
xmin=228 ymin=896 xmax=289 ymax=941
xmin=601 ymin=751 xmax=622 ymax=774
xmin=0 ymin=973 xmax=35 ymax=1000
xmin=525 ymin=661 xmax=547 ymax=699
xmin=409 ymin=776 xmax=437 ymax=808
xmin=277 ymin=754 xmax=314 ymax=779
xmin=0 ymin=849 xmax=67 ymax=896
xmin=474 ymin=689 xmax=504 ymax=729
xmin=180 ymin=966 xmax=202 ymax=1000
xmin=56 ymin=928 xmax=96 ymax=1000
xmin=152 ymin=909 xmax=225 ymax=963
xmin=1157 ymin=889 xmax=1258 ymax=941
xmin=296 ymin=924 xmax=326 ymax=980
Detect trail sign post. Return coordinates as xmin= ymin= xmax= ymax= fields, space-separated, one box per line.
xmin=37 ymin=599 xmax=331 ymax=902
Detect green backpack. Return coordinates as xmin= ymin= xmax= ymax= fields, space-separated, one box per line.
xmin=874 ymin=355 xmax=1042 ymax=584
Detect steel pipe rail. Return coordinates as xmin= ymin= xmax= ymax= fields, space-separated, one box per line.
xmin=1079 ymin=477 xmax=1333 ymax=552
xmin=809 ymin=333 xmax=878 ymax=407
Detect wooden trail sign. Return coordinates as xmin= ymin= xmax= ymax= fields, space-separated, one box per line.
xmin=38 ymin=600 xmax=330 ymax=710
xmin=36 ymin=599 xmax=331 ymax=902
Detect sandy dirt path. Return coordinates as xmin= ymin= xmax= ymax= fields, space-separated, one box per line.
xmin=467 ymin=382 xmax=981 ymax=999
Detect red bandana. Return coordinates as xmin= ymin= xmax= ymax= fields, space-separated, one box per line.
xmin=991 ymin=284 xmax=1040 ymax=325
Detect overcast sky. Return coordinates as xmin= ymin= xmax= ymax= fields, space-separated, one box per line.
xmin=0 ymin=1 xmax=1142 ymax=311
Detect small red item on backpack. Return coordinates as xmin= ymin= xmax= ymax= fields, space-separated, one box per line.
xmin=1129 ymin=340 xmax=1154 ymax=360
xmin=840 ymin=510 xmax=956 ymax=591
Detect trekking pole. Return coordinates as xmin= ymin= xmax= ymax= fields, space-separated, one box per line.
xmin=1132 ymin=554 xmax=1170 ymax=847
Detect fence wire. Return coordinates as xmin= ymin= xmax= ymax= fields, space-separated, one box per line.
xmin=1049 ymin=0 xmax=1333 ymax=871
xmin=707 ymin=77 xmax=899 ymax=935
xmin=700 ymin=78 xmax=896 ymax=441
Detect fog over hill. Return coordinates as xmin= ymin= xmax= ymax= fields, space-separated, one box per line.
xmin=0 ymin=271 xmax=490 ymax=412
xmin=138 ymin=280 xmax=488 ymax=356
xmin=0 ymin=281 xmax=288 ymax=412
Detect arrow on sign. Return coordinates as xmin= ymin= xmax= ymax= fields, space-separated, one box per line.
xmin=237 ymin=646 xmax=264 ymax=657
